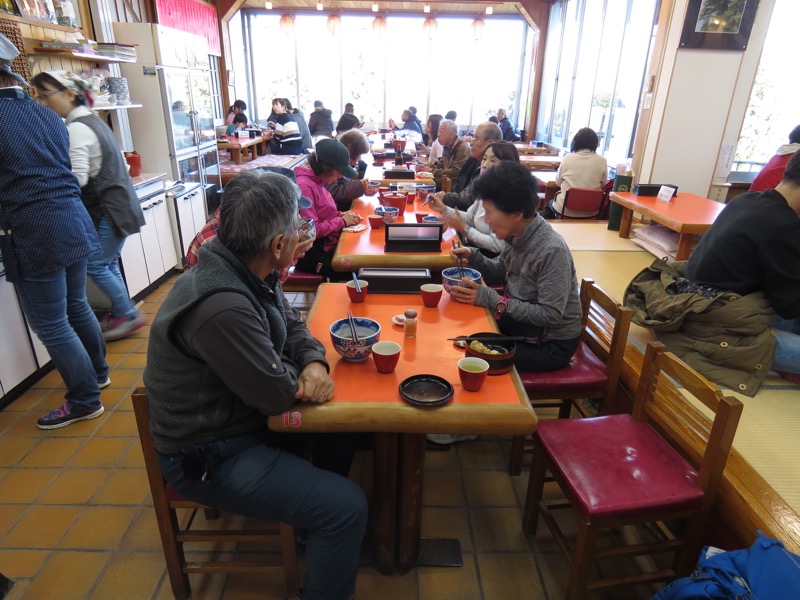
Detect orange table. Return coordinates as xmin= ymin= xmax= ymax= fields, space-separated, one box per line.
xmin=332 ymin=195 xmax=458 ymax=272
xmin=216 ymin=135 xmax=267 ymax=165
xmin=609 ymin=191 xmax=725 ymax=260
xmin=268 ymin=284 xmax=536 ymax=572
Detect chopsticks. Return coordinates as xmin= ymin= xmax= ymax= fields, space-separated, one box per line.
xmin=453 ymin=240 xmax=465 ymax=279
xmin=448 ymin=336 xmax=538 ymax=344
xmin=352 ymin=272 xmax=361 ymax=293
xmin=347 ymin=311 xmax=360 ymax=343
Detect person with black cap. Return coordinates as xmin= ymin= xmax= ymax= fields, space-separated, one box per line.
xmin=144 ymin=169 xmax=367 ymax=600
xmin=308 ymin=99 xmax=334 ymax=141
xmin=0 ymin=33 xmax=109 ymax=429
xmin=294 ymin=139 xmax=362 ymax=278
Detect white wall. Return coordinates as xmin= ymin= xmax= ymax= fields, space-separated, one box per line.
xmin=637 ymin=0 xmax=776 ymax=200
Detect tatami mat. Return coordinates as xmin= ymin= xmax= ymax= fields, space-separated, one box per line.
xmin=550 ymin=222 xmax=644 ymax=252
xmin=572 ymin=250 xmax=655 ymax=303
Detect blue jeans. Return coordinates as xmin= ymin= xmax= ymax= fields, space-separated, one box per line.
xmin=15 ymin=260 xmax=108 ymax=410
xmin=773 ymin=316 xmax=800 ymax=375
xmin=158 ymin=436 xmax=367 ymax=600
xmin=87 ymin=216 xmax=137 ymax=318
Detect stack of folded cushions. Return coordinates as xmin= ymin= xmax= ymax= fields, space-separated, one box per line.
xmin=631 ymin=223 xmax=699 ymax=261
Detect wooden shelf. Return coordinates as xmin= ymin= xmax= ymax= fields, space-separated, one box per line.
xmin=1 ymin=13 xmax=79 ymax=33
xmin=31 ymin=48 xmax=136 ymax=63
xmin=94 ymin=103 xmax=143 ymax=111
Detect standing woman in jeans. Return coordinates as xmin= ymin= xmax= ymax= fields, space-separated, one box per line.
xmin=0 ymin=35 xmax=109 ymax=429
xmin=32 ymin=70 xmax=146 ymax=342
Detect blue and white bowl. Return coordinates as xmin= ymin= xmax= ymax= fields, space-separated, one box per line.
xmin=416 ymin=184 xmax=436 ymax=200
xmin=330 ymin=317 xmax=381 ymax=362
xmin=441 ymin=266 xmax=483 ymax=295
xmin=376 ymin=205 xmax=400 ymax=224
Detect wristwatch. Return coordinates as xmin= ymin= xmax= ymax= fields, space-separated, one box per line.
xmin=495 ymin=295 xmax=510 ymax=319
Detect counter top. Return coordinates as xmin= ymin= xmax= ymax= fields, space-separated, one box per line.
xmin=131 ymin=173 xmax=167 ymax=189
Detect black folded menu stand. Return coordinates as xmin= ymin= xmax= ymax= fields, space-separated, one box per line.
xmin=356 ymin=268 xmax=431 ymax=293
xmin=384 ymin=223 xmax=442 ymax=253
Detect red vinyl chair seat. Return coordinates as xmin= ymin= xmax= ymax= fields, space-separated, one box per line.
xmin=520 ymin=341 xmax=607 ymax=394
xmin=537 ymin=414 xmax=704 ymax=521
xmin=283 ymin=269 xmax=324 ymax=287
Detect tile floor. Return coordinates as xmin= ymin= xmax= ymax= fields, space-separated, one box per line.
xmin=0 ymin=275 xmax=657 ymax=600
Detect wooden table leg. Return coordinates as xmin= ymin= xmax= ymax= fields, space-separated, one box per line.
xmin=618 ymin=206 xmax=634 ymax=238
xmin=370 ymin=433 xmax=398 ymax=574
xmin=396 ymin=433 xmax=425 ymax=573
xmin=232 ymin=148 xmax=242 ymax=165
xmin=675 ymin=233 xmax=693 ymax=260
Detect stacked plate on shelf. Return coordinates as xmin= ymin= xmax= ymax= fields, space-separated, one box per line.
xmin=106 ymin=77 xmax=130 ymax=103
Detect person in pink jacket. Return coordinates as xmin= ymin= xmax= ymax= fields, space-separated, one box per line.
xmin=294 ymin=138 xmax=361 ymax=278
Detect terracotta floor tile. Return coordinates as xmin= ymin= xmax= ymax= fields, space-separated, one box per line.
xmin=0 ymin=438 xmax=39 ymax=467
xmin=95 ymin=410 xmax=139 ymax=437
xmin=0 ymin=410 xmax=21 ymax=435
xmin=418 ymin=554 xmax=481 ymax=600
xmin=17 ymin=437 xmax=85 ymax=468
xmin=88 ymin=552 xmax=165 ymax=600
xmin=456 ymin=439 xmax=508 ymax=471
xmin=107 ymin=337 xmax=148 ymax=353
xmin=154 ymin=571 xmax=227 ymax=600
xmin=477 ymin=552 xmax=545 ymax=598
xmin=59 ymin=506 xmax=139 ymax=549
xmin=470 ymin=507 xmax=530 ymax=552
xmin=116 ymin=441 xmax=145 ymax=469
xmin=119 ymin=353 xmax=148 ymax=369
xmin=422 ymin=470 xmax=465 ymax=506
xmin=0 ymin=505 xmax=27 ymax=541
xmin=421 ymin=507 xmax=473 ymax=552
xmin=0 ymin=467 xmax=8 ymax=482
xmin=424 ymin=447 xmax=461 ymax=471
xmin=0 ymin=468 xmax=60 ymax=504
xmin=104 ymin=352 xmax=128 ymax=369
xmin=38 ymin=469 xmax=110 ymax=505
xmin=0 ymin=549 xmax=51 ymax=578
xmin=106 ymin=368 xmax=144 ymax=390
xmin=118 ymin=508 xmax=163 ymax=552
xmin=90 ymin=469 xmax=149 ymax=505
xmin=2 ymin=388 xmax=49 ymax=411
xmin=2 ymin=579 xmax=29 ymax=600
xmin=113 ymin=392 xmax=135 ymax=411
xmin=100 ymin=387 xmax=131 ymax=410
xmin=70 ymin=438 xmax=133 ymax=468
xmin=355 ymin=566 xmax=416 ymax=600
xmin=31 ymin=369 xmax=66 ymax=389
xmin=463 ymin=470 xmax=517 ymax=507
xmin=23 ymin=550 xmax=110 ymax=600
xmin=0 ymin=506 xmax=82 ymax=549
xmin=221 ymin=571 xmax=294 ymax=599
xmin=1 ymin=410 xmax=45 ymax=437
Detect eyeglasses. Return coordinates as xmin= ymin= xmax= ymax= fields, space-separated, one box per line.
xmin=35 ymin=88 xmax=62 ymax=101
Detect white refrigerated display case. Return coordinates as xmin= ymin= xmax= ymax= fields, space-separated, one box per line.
xmin=113 ymin=23 xmax=221 ymax=198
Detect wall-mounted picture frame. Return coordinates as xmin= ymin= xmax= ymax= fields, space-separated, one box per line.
xmin=679 ymin=0 xmax=760 ymax=51
xmin=13 ymin=0 xmax=57 ymax=24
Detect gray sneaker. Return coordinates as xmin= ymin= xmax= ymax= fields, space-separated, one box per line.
xmin=426 ymin=434 xmax=478 ymax=445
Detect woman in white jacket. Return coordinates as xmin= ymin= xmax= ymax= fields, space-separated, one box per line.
xmin=547 ymin=127 xmax=607 ymax=218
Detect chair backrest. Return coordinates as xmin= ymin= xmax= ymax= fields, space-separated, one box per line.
xmin=560 ymin=187 xmax=605 ymax=218
xmin=579 ymin=278 xmax=633 ymax=404
xmin=132 ymin=388 xmax=174 ymax=510
xmin=442 ymin=174 xmax=454 ymax=193
xmin=633 ymin=342 xmax=743 ymax=508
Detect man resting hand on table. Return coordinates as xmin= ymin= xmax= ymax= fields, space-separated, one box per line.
xmin=144 ymin=170 xmax=366 ymax=600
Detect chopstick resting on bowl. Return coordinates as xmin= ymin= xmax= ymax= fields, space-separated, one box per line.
xmin=352 ymin=272 xmax=361 ymax=293
xmin=347 ymin=311 xmax=360 ymax=343
xmin=448 ymin=335 xmax=538 ymax=344
xmin=452 ymin=240 xmax=466 ymax=279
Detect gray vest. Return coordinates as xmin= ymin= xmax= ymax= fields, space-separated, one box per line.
xmin=74 ymin=114 xmax=144 ymax=237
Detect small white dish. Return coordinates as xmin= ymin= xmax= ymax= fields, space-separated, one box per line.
xmin=392 ymin=314 xmax=406 ymax=326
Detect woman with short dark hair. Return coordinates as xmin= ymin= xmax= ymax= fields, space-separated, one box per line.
xmin=546 ymin=126 xmax=607 ymax=218
xmin=225 ymin=99 xmax=247 ymax=125
xmin=294 ymin=139 xmax=363 ymax=278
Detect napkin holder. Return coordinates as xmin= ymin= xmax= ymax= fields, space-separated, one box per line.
xmin=634 ymin=183 xmax=678 ymax=197
xmin=384 ymin=223 xmax=443 ymax=252
xmin=356 ymin=267 xmax=432 ymax=293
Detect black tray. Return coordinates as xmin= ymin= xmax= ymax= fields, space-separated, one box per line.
xmin=399 ymin=374 xmax=454 ymax=407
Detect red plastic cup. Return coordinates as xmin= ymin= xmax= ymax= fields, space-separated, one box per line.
xmin=372 ymin=341 xmax=401 ymax=374
xmin=415 ymin=211 xmax=429 ymax=223
xmin=345 ymin=280 xmax=368 ymax=303
xmin=368 ymin=215 xmax=383 ymax=229
xmin=406 ymin=192 xmax=417 ymax=203
xmin=458 ymin=357 xmax=489 ymax=392
xmin=420 ymin=284 xmax=443 ymax=308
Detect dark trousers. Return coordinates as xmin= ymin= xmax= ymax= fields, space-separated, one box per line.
xmin=158 ymin=432 xmax=366 ymax=600
xmin=498 ymin=315 xmax=580 ymax=372
xmin=294 ymin=238 xmax=342 ymax=281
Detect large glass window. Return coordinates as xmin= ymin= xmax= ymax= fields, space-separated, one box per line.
xmin=535 ymin=0 xmax=658 ymax=165
xmin=236 ymin=11 xmax=531 ymax=132
xmin=734 ymin=0 xmax=800 ymax=172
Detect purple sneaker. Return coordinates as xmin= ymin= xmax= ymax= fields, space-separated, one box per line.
xmin=37 ymin=403 xmax=105 ymax=430
xmin=101 ymin=313 xmax=147 ymax=342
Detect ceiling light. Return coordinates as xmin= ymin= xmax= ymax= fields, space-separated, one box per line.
xmin=327 ymin=14 xmax=341 ymax=35
xmin=317 ymin=2 xmax=323 ymax=10
xmin=280 ymin=13 xmax=294 ymax=35
xmin=485 ymin=6 xmax=493 ymax=15
xmin=423 ymin=5 xmax=430 ymax=13
xmin=373 ymin=15 xmax=386 ymax=36
xmin=423 ymin=16 xmax=437 ymax=39
xmin=471 ymin=17 xmax=484 ymax=40
xmin=372 ymin=3 xmax=379 ymax=12
xmin=264 ymin=1 xmax=272 ymax=8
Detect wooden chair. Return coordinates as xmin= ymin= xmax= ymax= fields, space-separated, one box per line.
xmin=441 ymin=174 xmax=454 ymax=193
xmin=555 ymin=187 xmax=606 ymax=219
xmin=508 ymin=279 xmax=632 ymax=475
xmin=132 ymin=388 xmax=299 ymax=600
xmin=523 ymin=343 xmax=743 ymax=599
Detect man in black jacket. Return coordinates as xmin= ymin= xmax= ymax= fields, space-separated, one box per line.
xmin=308 ymin=100 xmax=334 ymax=140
